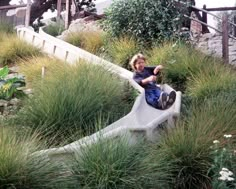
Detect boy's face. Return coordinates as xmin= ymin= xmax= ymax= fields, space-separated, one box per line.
xmin=135 ymin=58 xmax=145 ymax=72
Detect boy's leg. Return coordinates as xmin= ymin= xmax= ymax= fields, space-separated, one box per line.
xmin=145 ymin=89 xmax=168 ymax=109
xmin=167 ymin=91 xmax=176 ymax=107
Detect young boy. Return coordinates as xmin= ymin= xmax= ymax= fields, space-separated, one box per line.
xmin=130 ymin=53 xmax=176 ymax=109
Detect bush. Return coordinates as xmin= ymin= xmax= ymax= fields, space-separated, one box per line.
xmin=102 ymin=0 xmax=183 ymax=43
xmin=0 ymin=126 xmax=77 ymax=189
xmin=150 ymin=93 xmax=236 ymax=189
xmin=65 ymin=30 xmax=106 ymax=54
xmin=43 ymin=23 xmax=65 ymax=37
xmin=17 ymin=61 xmax=134 ymax=144
xmin=105 ymin=37 xmax=139 ymax=69
xmin=70 ymin=136 xmax=149 ymax=189
xmin=0 ymin=35 xmax=41 ymax=66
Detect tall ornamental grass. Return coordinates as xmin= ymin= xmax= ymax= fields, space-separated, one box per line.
xmin=65 ymin=30 xmax=106 ymax=54
xmin=105 ymin=37 xmax=139 ymax=70
xmin=148 ymin=93 xmax=236 ymax=189
xmin=18 ymin=61 xmax=134 ymax=144
xmin=0 ymin=35 xmax=41 ymax=66
xmin=18 ymin=56 xmax=66 ymax=87
xmin=0 ymin=126 xmax=77 ymax=189
xmin=70 ymin=136 xmax=149 ymax=189
xmin=186 ymin=62 xmax=236 ymax=101
xmin=43 ymin=23 xmax=65 ymax=37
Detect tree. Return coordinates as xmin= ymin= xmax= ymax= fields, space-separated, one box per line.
xmin=0 ymin=0 xmax=95 ymax=25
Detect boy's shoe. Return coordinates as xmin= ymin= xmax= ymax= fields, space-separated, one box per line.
xmin=158 ymin=92 xmax=168 ymax=109
xmin=167 ymin=91 xmax=176 ymax=108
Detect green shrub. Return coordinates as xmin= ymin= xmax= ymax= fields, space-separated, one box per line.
xmin=0 ymin=126 xmax=77 ymax=189
xmin=70 ymin=136 xmax=149 ymax=189
xmin=0 ymin=35 xmax=41 ymax=66
xmin=17 ymin=61 xmax=134 ymax=144
xmin=65 ymin=30 xmax=106 ymax=54
xmin=43 ymin=23 xmax=65 ymax=37
xmin=105 ymin=37 xmax=139 ymax=69
xmin=102 ymin=0 xmax=183 ymax=43
xmin=0 ymin=66 xmax=25 ymax=100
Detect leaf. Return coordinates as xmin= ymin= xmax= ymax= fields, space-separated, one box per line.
xmin=0 ymin=66 xmax=9 ymax=79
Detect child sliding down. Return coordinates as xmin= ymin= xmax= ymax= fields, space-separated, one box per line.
xmin=130 ymin=53 xmax=176 ymax=109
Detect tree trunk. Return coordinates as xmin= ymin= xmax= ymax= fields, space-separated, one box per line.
xmin=30 ymin=0 xmax=57 ymax=24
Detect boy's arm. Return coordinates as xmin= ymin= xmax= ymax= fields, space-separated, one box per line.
xmin=134 ymin=74 xmax=156 ymax=86
xmin=153 ymin=65 xmax=164 ymax=75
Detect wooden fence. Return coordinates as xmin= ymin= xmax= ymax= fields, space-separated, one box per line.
xmin=0 ymin=4 xmax=26 ymax=27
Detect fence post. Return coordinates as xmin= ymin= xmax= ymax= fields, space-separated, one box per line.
xmin=25 ymin=0 xmax=31 ymax=27
xmin=56 ymin=0 xmax=62 ymax=23
xmin=202 ymin=4 xmax=209 ymax=33
xmin=222 ymin=14 xmax=229 ymax=64
xmin=65 ymin=0 xmax=72 ymax=29
xmin=234 ymin=15 xmax=236 ymax=37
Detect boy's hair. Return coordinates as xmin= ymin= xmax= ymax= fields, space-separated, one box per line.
xmin=130 ymin=53 xmax=146 ymax=70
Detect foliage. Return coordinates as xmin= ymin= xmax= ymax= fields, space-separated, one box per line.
xmin=0 ymin=21 xmax=14 ymax=33
xmin=105 ymin=36 xmax=139 ymax=70
xmin=0 ymin=66 xmax=25 ymax=100
xmin=0 ymin=126 xmax=77 ymax=189
xmin=17 ymin=61 xmax=134 ymax=145
xmin=0 ymin=35 xmax=41 ymax=66
xmin=150 ymin=93 xmax=236 ymax=189
xmin=65 ymin=30 xmax=106 ymax=54
xmin=102 ymin=0 xmax=183 ymax=43
xmin=43 ymin=23 xmax=65 ymax=37
xmin=18 ymin=56 xmax=65 ymax=87
xmin=209 ymin=135 xmax=236 ymax=189
xmin=70 ymin=136 xmax=149 ymax=189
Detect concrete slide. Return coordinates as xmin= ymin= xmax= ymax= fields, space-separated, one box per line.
xmin=17 ymin=27 xmax=181 ymax=159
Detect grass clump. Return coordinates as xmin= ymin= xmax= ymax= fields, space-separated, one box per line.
xmin=186 ymin=63 xmax=236 ymax=101
xmin=70 ymin=136 xmax=149 ymax=189
xmin=18 ymin=56 xmax=66 ymax=87
xmin=105 ymin=37 xmax=139 ymax=70
xmin=148 ymin=93 xmax=236 ymax=189
xmin=17 ymin=61 xmax=134 ymax=144
xmin=0 ymin=35 xmax=41 ymax=66
xmin=0 ymin=21 xmax=14 ymax=34
xmin=43 ymin=23 xmax=65 ymax=37
xmin=0 ymin=126 xmax=77 ymax=189
xmin=65 ymin=30 xmax=106 ymax=54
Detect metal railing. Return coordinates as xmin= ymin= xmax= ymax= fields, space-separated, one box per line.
xmin=175 ymin=0 xmax=236 ymax=64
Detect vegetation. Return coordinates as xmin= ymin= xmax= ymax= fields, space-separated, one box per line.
xmin=0 ymin=66 xmax=25 ymax=100
xmin=0 ymin=126 xmax=77 ymax=189
xmin=105 ymin=37 xmax=139 ymax=69
xmin=65 ymin=30 xmax=105 ymax=54
xmin=17 ymin=61 xmax=134 ymax=144
xmin=43 ymin=23 xmax=65 ymax=37
xmin=70 ymin=137 xmax=148 ymax=189
xmin=102 ymin=0 xmax=184 ymax=43
xmin=0 ymin=35 xmax=41 ymax=66
xmin=0 ymin=21 xmax=14 ymax=34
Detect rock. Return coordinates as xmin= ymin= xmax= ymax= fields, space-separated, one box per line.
xmin=0 ymin=100 xmax=9 ymax=107
xmin=9 ymin=98 xmax=20 ymax=106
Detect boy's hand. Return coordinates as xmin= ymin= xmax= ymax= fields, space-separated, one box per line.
xmin=147 ymin=75 xmax=157 ymax=82
xmin=153 ymin=65 xmax=164 ymax=75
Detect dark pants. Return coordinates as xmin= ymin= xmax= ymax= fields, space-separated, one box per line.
xmin=145 ymin=88 xmax=166 ymax=109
